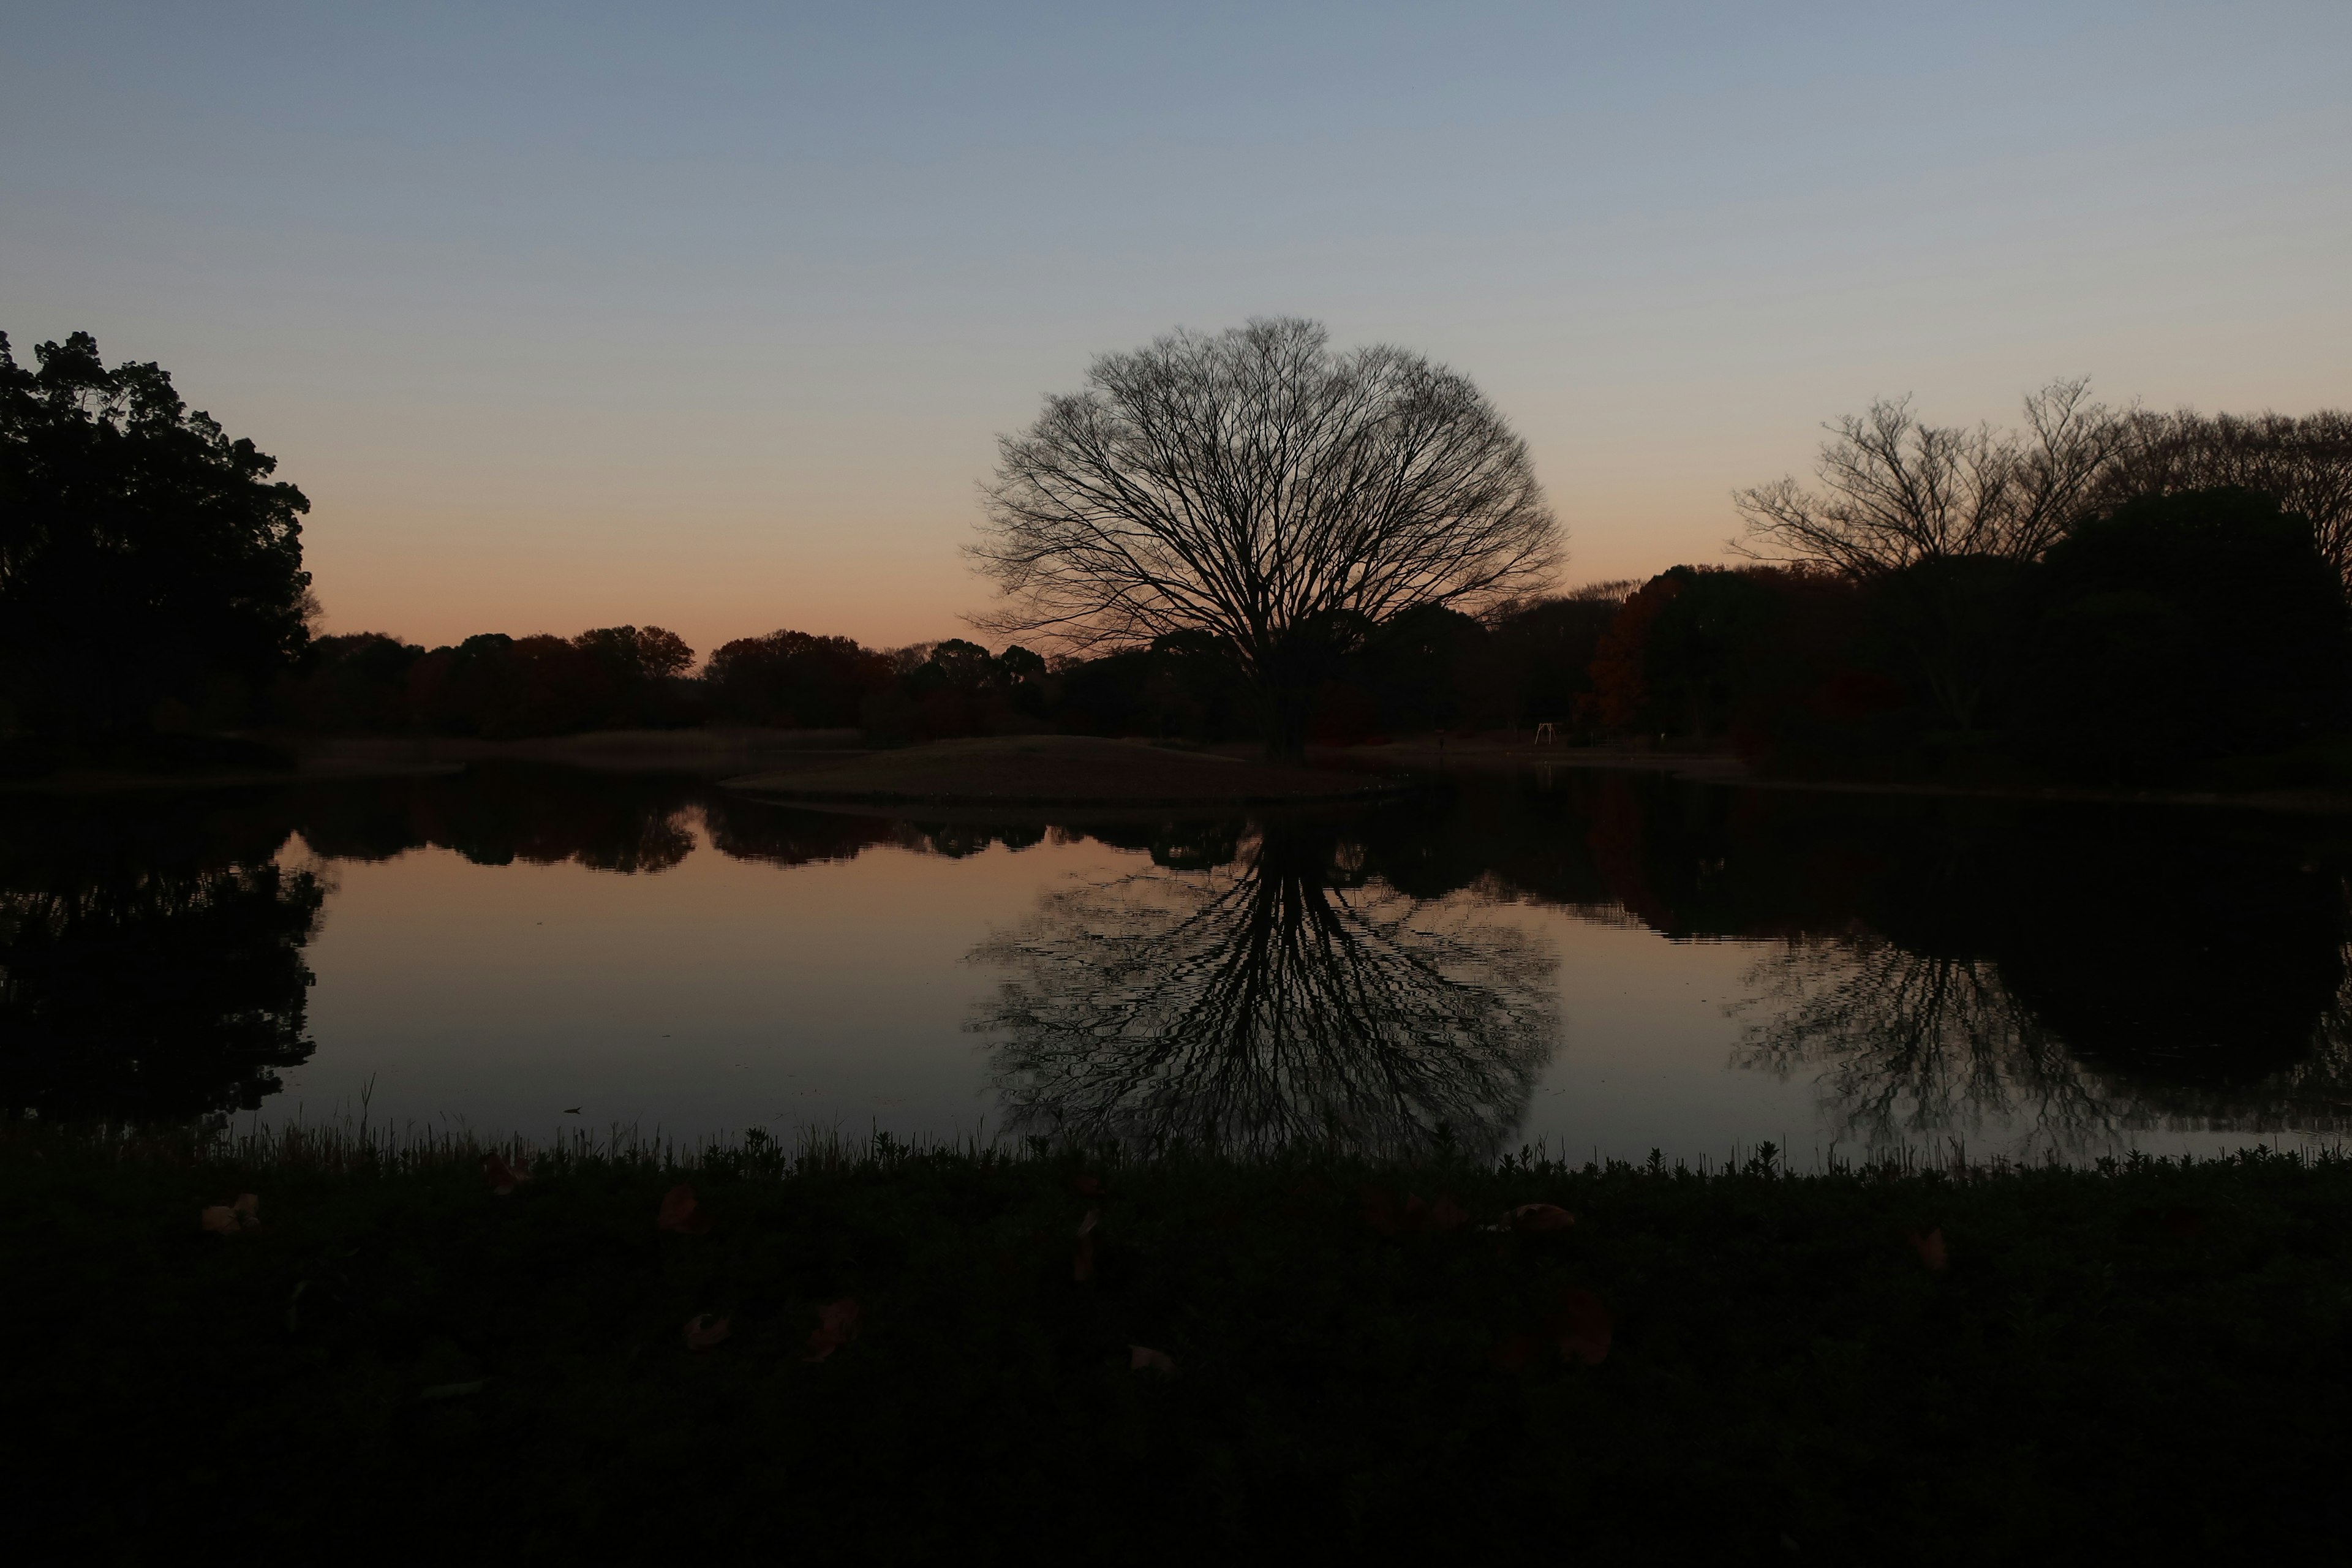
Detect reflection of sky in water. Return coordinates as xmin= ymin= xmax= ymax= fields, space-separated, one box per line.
xmin=285 ymin=819 xmax=1834 ymax=1158
xmin=8 ymin=766 xmax=2349 ymax=1162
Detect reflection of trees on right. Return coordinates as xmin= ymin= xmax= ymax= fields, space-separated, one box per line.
xmin=1729 ymin=839 xmax=2352 ymax=1151
xmin=1445 ymin=766 xmax=2352 ymax=1149
xmin=1733 ymin=940 xmax=2116 ymax=1150
xmin=971 ymin=823 xmax=1557 ymax=1157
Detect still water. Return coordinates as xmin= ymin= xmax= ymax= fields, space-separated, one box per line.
xmin=7 ymin=762 xmax=2348 ymax=1162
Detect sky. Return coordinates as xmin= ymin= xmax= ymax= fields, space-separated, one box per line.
xmin=6 ymin=1 xmax=2349 ymax=659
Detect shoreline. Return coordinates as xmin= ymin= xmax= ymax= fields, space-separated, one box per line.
xmin=7 ymin=725 xmax=2352 ymax=815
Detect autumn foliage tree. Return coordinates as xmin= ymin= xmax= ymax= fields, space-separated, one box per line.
xmin=287 ymin=624 xmax=697 ymax=737
xmin=703 ymin=630 xmax=892 ymax=727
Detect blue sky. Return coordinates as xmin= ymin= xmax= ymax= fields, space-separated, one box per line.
xmin=7 ymin=1 xmax=2348 ymax=652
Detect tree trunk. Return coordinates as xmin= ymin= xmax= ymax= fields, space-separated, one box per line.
xmin=1264 ymin=684 xmax=1313 ymax=761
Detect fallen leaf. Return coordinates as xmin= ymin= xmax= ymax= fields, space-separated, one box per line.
xmin=200 ymin=1195 xmax=262 ymax=1234
xmin=1510 ymin=1202 xmax=1576 ymax=1233
xmin=1427 ymin=1196 xmax=1471 ymax=1232
xmin=684 ymin=1313 xmax=732 ymax=1351
xmin=1129 ymin=1344 xmax=1177 ymax=1374
xmin=481 ymin=1154 xmax=532 ymax=1197
xmin=657 ymin=1183 xmax=713 ymax=1234
xmin=1489 ymin=1332 xmax=1544 ymax=1373
xmin=1907 ymin=1227 xmax=1948 ymax=1272
xmin=1554 ymin=1288 xmax=1613 ymax=1366
xmin=805 ymin=1297 xmax=860 ymax=1362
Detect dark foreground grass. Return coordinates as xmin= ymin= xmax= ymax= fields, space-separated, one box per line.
xmin=6 ymin=1123 xmax=2348 ymax=1562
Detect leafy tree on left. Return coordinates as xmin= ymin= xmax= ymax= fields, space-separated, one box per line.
xmin=0 ymin=331 xmax=311 ymax=741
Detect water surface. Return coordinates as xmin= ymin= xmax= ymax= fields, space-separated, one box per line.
xmin=6 ymin=762 xmax=2346 ymax=1161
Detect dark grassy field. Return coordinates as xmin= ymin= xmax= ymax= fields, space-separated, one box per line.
xmin=7 ymin=1123 xmax=2346 ymax=1561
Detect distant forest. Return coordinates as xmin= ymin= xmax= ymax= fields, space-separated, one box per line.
xmin=9 ymin=331 xmax=2352 ymax=789
xmin=277 ymin=481 xmax=2352 ymax=791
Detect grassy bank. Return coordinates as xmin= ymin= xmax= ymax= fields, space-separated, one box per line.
xmin=7 ymin=1123 xmax=2348 ymax=1560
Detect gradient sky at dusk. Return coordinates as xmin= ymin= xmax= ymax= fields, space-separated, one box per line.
xmin=7 ymin=2 xmax=2348 ymax=658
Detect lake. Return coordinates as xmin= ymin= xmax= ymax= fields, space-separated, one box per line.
xmin=7 ymin=760 xmax=2347 ymax=1163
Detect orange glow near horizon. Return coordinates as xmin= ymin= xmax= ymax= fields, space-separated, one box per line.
xmin=12 ymin=7 xmax=2345 ymax=660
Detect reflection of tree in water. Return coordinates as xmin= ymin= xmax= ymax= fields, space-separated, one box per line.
xmin=1733 ymin=940 xmax=2116 ymax=1150
xmin=0 ymin=857 xmax=326 ymax=1121
xmin=970 ymin=823 xmax=1556 ymax=1156
xmin=293 ymin=764 xmax=701 ymax=872
xmin=698 ymin=794 xmax=897 ymax=868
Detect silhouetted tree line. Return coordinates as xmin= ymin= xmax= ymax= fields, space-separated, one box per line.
xmin=285 ymin=625 xmax=697 ymax=738
xmin=1698 ymin=382 xmax=2352 ymax=783
xmin=283 ymin=484 xmax=2350 ymax=783
xmin=270 ymin=483 xmax=2352 ymax=787
xmin=13 ymin=331 xmax=2350 ymax=786
xmin=1595 ymin=487 xmax=2350 ymax=784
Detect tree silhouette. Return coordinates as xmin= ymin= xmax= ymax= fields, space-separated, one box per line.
xmin=971 ymin=318 xmax=1560 ymax=756
xmin=969 ymin=821 xmax=1557 ymax=1156
xmin=0 ymin=331 xmax=312 ymax=741
xmin=2099 ymin=408 xmax=2352 ymax=586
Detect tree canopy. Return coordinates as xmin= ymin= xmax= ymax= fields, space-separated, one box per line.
xmin=0 ymin=331 xmax=312 ymax=740
xmin=970 ymin=318 xmax=1561 ymax=753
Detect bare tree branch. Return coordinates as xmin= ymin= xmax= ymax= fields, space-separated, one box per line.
xmin=1730 ymin=379 xmax=2128 ymax=575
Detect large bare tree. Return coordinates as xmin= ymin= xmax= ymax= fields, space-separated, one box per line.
xmin=1732 ymin=378 xmax=2131 ymax=575
xmin=970 ymin=318 xmax=1561 ymax=755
